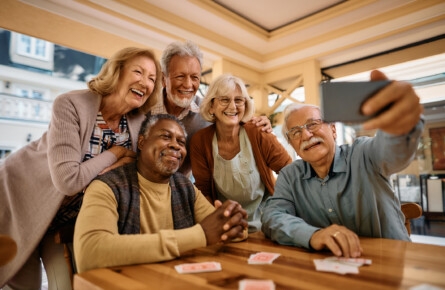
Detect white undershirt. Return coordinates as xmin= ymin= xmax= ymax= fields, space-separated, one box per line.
xmin=212 ymin=127 xmax=267 ymax=232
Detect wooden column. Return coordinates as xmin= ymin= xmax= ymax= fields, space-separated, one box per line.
xmin=302 ymin=59 xmax=321 ymax=106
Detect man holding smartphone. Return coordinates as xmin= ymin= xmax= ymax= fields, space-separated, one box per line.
xmin=261 ymin=70 xmax=423 ymax=258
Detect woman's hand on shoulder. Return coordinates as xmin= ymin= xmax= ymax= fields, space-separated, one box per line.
xmin=99 ymin=156 xmax=136 ymax=175
xmin=107 ymin=146 xmax=136 ymax=160
xmin=249 ymin=116 xmax=273 ymax=133
xmin=99 ymin=146 xmax=136 ymax=174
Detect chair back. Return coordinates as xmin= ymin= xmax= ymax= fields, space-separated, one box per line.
xmin=0 ymin=235 xmax=17 ymax=266
xmin=401 ymin=203 xmax=422 ymax=236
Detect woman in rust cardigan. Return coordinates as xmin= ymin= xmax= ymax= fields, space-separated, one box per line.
xmin=190 ymin=74 xmax=292 ymax=233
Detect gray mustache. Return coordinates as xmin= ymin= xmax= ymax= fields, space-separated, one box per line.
xmin=300 ymin=137 xmax=324 ymax=151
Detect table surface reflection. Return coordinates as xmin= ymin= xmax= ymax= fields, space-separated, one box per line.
xmin=74 ymin=232 xmax=445 ymax=289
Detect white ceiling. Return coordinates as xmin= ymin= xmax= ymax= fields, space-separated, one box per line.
xmin=213 ymin=0 xmax=344 ymax=31
xmin=20 ymin=0 xmax=445 ymax=72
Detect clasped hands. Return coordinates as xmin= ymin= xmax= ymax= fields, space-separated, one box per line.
xmin=200 ymin=200 xmax=248 ymax=245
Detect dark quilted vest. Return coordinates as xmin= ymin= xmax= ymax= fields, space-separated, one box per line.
xmin=95 ymin=162 xmax=195 ymax=234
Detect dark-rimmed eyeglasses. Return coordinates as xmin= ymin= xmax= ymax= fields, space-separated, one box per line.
xmin=286 ymin=119 xmax=323 ymax=140
xmin=215 ymin=97 xmax=246 ymax=107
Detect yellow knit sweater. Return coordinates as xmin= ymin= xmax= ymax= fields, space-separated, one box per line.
xmin=74 ymin=172 xmax=215 ymax=273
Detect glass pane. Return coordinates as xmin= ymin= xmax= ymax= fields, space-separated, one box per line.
xmin=34 ymin=39 xmax=47 ymax=57
xmin=32 ymin=90 xmax=43 ymax=99
xmin=19 ymin=89 xmax=29 ymax=97
xmin=17 ymin=35 xmax=31 ymax=54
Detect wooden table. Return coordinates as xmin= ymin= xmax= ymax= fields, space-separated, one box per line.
xmin=74 ymin=232 xmax=445 ymax=289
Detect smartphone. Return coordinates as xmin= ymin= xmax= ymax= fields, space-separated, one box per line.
xmin=320 ymin=80 xmax=390 ymax=123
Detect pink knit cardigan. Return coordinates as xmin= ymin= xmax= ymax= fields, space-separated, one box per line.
xmin=0 ymin=90 xmax=144 ymax=285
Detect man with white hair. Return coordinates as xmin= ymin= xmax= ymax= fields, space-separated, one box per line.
xmin=147 ymin=40 xmax=271 ymax=175
xmin=261 ymin=70 xmax=423 ymax=258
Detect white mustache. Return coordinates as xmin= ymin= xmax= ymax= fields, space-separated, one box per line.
xmin=300 ymin=137 xmax=324 ymax=151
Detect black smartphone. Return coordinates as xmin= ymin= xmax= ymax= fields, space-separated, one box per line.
xmin=320 ymin=80 xmax=391 ymax=123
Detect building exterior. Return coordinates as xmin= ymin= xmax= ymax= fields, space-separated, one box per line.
xmin=0 ymin=29 xmax=105 ymax=159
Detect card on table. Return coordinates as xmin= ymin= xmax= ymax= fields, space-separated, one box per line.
xmin=239 ymin=279 xmax=275 ymax=290
xmin=175 ymin=261 xmax=221 ymax=274
xmin=248 ymin=252 xmax=280 ymax=264
xmin=313 ymin=259 xmax=359 ymax=275
xmin=325 ymin=257 xmax=372 ymax=266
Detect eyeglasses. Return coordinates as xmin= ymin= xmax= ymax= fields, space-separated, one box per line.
xmin=286 ymin=119 xmax=323 ymax=140
xmin=215 ymin=97 xmax=246 ymax=107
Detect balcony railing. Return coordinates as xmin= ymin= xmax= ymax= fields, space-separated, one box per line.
xmin=0 ymin=93 xmax=52 ymax=123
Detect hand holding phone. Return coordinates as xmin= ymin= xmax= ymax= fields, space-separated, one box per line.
xmin=320 ymin=80 xmax=391 ymax=123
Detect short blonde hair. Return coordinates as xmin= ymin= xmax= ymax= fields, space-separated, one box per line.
xmin=200 ymin=74 xmax=254 ymax=123
xmin=88 ymin=47 xmax=162 ymax=114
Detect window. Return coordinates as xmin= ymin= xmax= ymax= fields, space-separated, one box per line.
xmin=16 ymin=34 xmax=50 ymax=61
xmin=14 ymin=85 xmax=48 ymax=100
xmin=9 ymin=32 xmax=54 ymax=70
xmin=32 ymin=90 xmax=44 ymax=100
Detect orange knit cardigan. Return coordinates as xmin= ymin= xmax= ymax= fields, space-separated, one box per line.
xmin=190 ymin=122 xmax=292 ymax=203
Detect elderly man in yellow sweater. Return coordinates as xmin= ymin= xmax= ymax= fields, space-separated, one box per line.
xmin=74 ymin=114 xmax=247 ymax=273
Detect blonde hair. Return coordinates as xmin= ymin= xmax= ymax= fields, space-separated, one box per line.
xmin=200 ymin=74 xmax=254 ymax=123
xmin=88 ymin=47 xmax=162 ymax=114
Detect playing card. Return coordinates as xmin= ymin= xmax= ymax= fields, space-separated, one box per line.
xmin=409 ymin=283 xmax=444 ymax=290
xmin=248 ymin=252 xmax=280 ymax=264
xmin=175 ymin=262 xmax=222 ymax=274
xmin=313 ymin=259 xmax=359 ymax=275
xmin=325 ymin=257 xmax=372 ymax=266
xmin=239 ymin=279 xmax=275 ymax=290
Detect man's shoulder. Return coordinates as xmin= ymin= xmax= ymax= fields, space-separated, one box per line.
xmin=342 ymin=137 xmax=373 ymax=154
xmin=171 ymin=172 xmax=193 ymax=186
xmin=279 ymin=160 xmax=304 ymax=178
xmin=95 ymin=163 xmax=137 ymax=184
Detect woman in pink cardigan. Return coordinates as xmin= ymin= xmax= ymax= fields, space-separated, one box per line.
xmin=0 ymin=47 xmax=162 ymax=289
xmin=190 ymin=74 xmax=292 ymax=234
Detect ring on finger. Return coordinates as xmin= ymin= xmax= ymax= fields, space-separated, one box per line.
xmin=333 ymin=231 xmax=341 ymax=238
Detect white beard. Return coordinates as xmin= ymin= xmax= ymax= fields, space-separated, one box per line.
xmin=167 ymin=92 xmax=195 ymax=108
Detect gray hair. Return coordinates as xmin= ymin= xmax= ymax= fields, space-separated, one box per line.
xmin=282 ymin=103 xmax=321 ymax=141
xmin=200 ymin=74 xmax=255 ymax=123
xmin=139 ymin=114 xmax=187 ymax=140
xmin=161 ymin=40 xmax=203 ymax=76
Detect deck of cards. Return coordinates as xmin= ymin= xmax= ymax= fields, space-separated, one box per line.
xmin=239 ymin=279 xmax=275 ymax=290
xmin=248 ymin=252 xmax=280 ymax=264
xmin=313 ymin=257 xmax=372 ymax=275
xmin=175 ymin=261 xmax=221 ymax=274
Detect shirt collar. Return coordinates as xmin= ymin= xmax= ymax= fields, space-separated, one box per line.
xmin=302 ymin=145 xmax=346 ymax=179
xmin=150 ymin=89 xmax=200 ymax=120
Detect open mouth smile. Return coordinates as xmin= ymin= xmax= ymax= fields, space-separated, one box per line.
xmin=131 ymin=88 xmax=145 ymax=98
xmin=177 ymin=90 xmax=194 ymax=97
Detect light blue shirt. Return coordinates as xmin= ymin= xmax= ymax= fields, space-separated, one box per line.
xmin=261 ymin=121 xmax=423 ymax=249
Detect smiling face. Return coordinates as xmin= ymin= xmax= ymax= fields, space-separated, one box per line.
xmin=137 ymin=119 xmax=187 ymax=183
xmin=163 ymin=55 xmax=201 ymax=109
xmin=286 ymin=106 xmax=337 ymax=165
xmin=115 ymin=55 xmax=157 ymax=111
xmin=209 ymin=86 xmax=245 ymax=128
